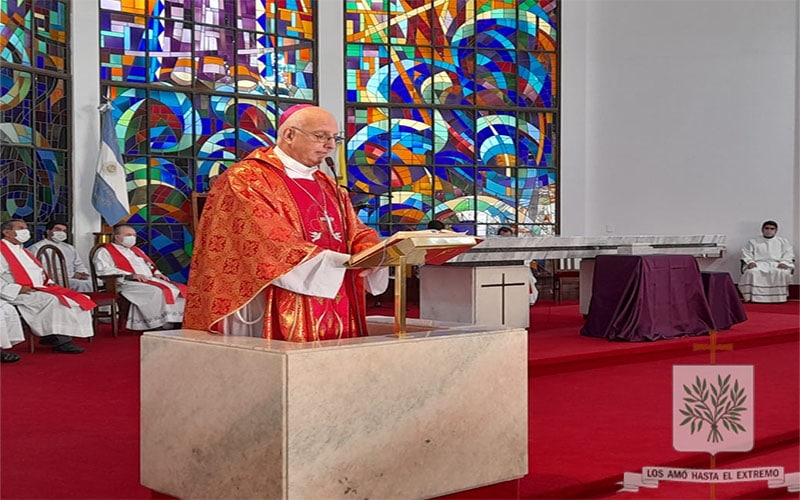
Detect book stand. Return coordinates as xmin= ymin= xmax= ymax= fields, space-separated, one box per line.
xmin=347 ymin=231 xmax=481 ymax=336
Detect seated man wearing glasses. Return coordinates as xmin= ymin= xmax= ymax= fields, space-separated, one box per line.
xmin=185 ymin=105 xmax=387 ymax=342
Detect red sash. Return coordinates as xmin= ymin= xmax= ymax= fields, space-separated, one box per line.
xmin=0 ymin=242 xmax=96 ymax=310
xmin=103 ymin=243 xmax=187 ymax=304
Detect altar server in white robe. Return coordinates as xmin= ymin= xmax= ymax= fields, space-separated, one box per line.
xmin=739 ymin=220 xmax=795 ymax=303
xmin=0 ymin=299 xmax=25 ymax=362
xmin=28 ymin=220 xmax=94 ymax=292
xmin=93 ymin=224 xmax=185 ymax=330
xmin=1 ymin=220 xmax=94 ymax=353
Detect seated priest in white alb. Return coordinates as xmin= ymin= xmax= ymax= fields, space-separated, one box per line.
xmin=739 ymin=220 xmax=795 ymax=303
xmin=93 ymin=224 xmax=185 ymax=330
xmin=0 ymin=219 xmax=94 ymax=354
xmin=0 ymin=299 xmax=25 ymax=362
xmin=28 ymin=220 xmax=94 ymax=292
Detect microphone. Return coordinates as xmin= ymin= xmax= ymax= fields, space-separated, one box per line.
xmin=324 ymin=156 xmax=338 ymax=182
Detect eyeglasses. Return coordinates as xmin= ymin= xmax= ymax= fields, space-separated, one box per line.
xmin=291 ymin=127 xmax=345 ymax=144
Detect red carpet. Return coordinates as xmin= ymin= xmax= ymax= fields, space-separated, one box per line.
xmin=1 ymin=300 xmax=797 ymax=499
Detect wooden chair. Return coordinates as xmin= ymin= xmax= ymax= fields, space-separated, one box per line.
xmin=17 ymin=313 xmax=36 ymax=353
xmin=88 ymin=243 xmax=128 ymax=335
xmin=530 ymin=260 xmax=552 ymax=299
xmin=36 ymin=244 xmax=122 ymax=338
xmin=35 ymin=244 xmax=70 ymax=288
xmin=31 ymin=244 xmax=73 ymax=351
xmin=552 ymin=258 xmax=581 ymax=304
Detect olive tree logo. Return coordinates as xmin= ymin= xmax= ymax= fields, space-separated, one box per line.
xmin=673 ymin=365 xmax=753 ymax=454
xmin=679 ymin=374 xmax=747 ymax=443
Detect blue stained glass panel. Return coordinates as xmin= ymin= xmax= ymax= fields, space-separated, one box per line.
xmin=345 ymin=1 xmax=559 ymax=236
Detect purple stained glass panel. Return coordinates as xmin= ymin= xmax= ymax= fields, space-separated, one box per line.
xmin=149 ymin=19 xmax=196 ymax=87
xmin=194 ymin=25 xmax=237 ymax=90
xmin=100 ymin=10 xmax=148 ymax=83
xmin=193 ymin=0 xmax=236 ymax=27
xmin=236 ymin=31 xmax=275 ymax=94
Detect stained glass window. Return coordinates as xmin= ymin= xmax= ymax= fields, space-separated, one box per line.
xmin=99 ymin=0 xmax=316 ymax=281
xmin=345 ymin=0 xmax=558 ymax=236
xmin=1 ymin=0 xmax=71 ymax=240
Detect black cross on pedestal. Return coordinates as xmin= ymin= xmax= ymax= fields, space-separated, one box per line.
xmin=480 ymin=273 xmax=526 ymax=325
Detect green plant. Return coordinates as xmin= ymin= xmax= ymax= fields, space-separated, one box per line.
xmin=679 ymin=374 xmax=747 ymax=443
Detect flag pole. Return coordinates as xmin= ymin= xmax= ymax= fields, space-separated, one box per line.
xmin=95 ymin=101 xmax=114 ymax=245
xmin=92 ymin=93 xmax=130 ymax=244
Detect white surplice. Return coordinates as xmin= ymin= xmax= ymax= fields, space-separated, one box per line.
xmin=739 ymin=235 xmax=795 ymax=303
xmin=0 ymin=240 xmax=94 ymax=338
xmin=93 ymin=243 xmax=185 ymax=330
xmin=0 ymin=299 xmax=25 ymax=349
xmin=28 ymin=239 xmax=94 ymax=292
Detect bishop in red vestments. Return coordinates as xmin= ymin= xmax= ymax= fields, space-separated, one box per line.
xmin=185 ymin=106 xmax=387 ymax=341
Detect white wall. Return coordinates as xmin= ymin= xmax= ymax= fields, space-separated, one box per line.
xmin=562 ymin=0 xmax=799 ymax=278
xmin=71 ymin=4 xmax=102 ymax=264
xmin=71 ymin=0 xmax=799 ymax=279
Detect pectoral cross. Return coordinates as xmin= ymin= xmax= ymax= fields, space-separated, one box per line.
xmin=320 ymin=213 xmax=335 ymax=234
xmin=320 ymin=213 xmax=342 ymax=242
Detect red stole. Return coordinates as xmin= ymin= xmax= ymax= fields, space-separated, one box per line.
xmin=103 ymin=243 xmax=186 ymax=304
xmin=282 ymin=172 xmax=353 ymax=339
xmin=0 ymin=242 xmax=96 ymax=310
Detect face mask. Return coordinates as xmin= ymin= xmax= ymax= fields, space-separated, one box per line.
xmin=121 ymin=235 xmax=137 ymax=248
xmin=14 ymin=229 xmax=31 ymax=244
xmin=51 ymin=231 xmax=68 ymax=243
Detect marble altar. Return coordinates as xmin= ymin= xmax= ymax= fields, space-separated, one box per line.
xmin=438 ymin=234 xmax=726 ymax=314
xmin=140 ymin=317 xmax=528 ymax=500
xmin=419 ymin=264 xmax=530 ymax=328
xmin=445 ymin=234 xmax=727 ymax=263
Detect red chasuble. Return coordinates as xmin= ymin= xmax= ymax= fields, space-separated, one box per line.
xmin=184 ymin=147 xmax=380 ymax=341
xmin=281 ymin=174 xmax=353 ymax=339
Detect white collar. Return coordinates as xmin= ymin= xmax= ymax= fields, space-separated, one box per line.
xmin=274 ymin=146 xmax=318 ymax=180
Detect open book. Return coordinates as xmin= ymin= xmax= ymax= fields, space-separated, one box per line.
xmin=347 ymin=230 xmax=482 ymax=268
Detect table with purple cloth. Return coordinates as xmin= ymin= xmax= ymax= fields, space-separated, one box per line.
xmin=701 ymin=271 xmax=748 ymax=330
xmin=580 ymin=255 xmax=716 ymax=342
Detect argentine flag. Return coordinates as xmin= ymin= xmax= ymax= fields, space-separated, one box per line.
xmin=91 ymin=108 xmax=130 ymax=225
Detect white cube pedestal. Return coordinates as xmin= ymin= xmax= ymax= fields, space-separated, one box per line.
xmin=140 ymin=318 xmax=528 ymax=499
xmin=418 ymin=264 xmax=530 ymax=328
